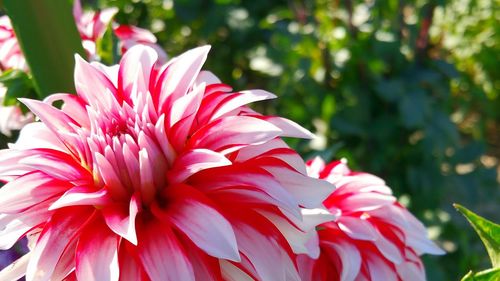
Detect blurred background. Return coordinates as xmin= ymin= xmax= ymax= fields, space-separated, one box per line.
xmin=1 ymin=0 xmax=498 ymax=280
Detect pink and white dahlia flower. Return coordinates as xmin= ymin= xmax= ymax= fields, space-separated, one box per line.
xmin=0 ymin=16 xmax=27 ymax=71
xmin=0 ymin=45 xmax=334 ymax=281
xmin=298 ymin=157 xmax=444 ymax=281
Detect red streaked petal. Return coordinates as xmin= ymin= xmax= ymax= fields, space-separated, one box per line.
xmin=118 ymin=45 xmax=158 ymax=103
xmin=137 ymin=220 xmax=195 ymax=281
xmin=75 ymin=220 xmax=120 ymax=281
xmin=48 ymin=186 xmax=111 ymax=210
xmin=74 ymin=54 xmax=120 ymax=107
xmin=156 ymin=46 xmax=210 ymax=113
xmin=164 ymin=185 xmax=240 ymax=262
xmin=187 ymin=116 xmax=282 ymax=154
xmin=168 ymin=149 xmax=231 ymax=183
xmin=0 ymin=172 xmax=68 ymax=214
xmin=102 ymin=193 xmax=140 ymax=245
xmin=26 ymin=207 xmax=95 ymax=281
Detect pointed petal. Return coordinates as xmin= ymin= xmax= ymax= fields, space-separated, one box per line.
xmin=167 ymin=196 xmax=240 ymax=262
xmin=11 ymin=122 xmax=67 ymax=152
xmin=94 ymin=152 xmax=129 ymax=199
xmin=187 ymin=116 xmax=282 ymax=154
xmin=0 ymin=202 xmax=51 ymax=250
xmin=337 ymin=217 xmax=377 ymax=241
xmin=263 ymin=164 xmax=335 ymax=208
xmin=26 ymin=207 xmax=95 ymax=281
xmin=74 ymin=55 xmax=119 ymax=108
xmin=137 ymin=221 xmax=195 ymax=281
xmin=157 ymin=46 xmax=210 ymax=113
xmin=168 ymin=149 xmax=231 ymax=183
xmin=208 ymin=89 xmax=276 ymax=121
xmin=19 ymin=98 xmax=77 ymax=135
xmin=102 ymin=193 xmax=140 ymax=245
xmin=260 ymin=116 xmax=315 ymax=139
xmin=323 ymin=240 xmax=362 ymax=281
xmin=48 ymin=186 xmax=111 ymax=210
xmin=118 ymin=45 xmax=158 ymax=102
xmin=75 ymin=220 xmax=120 ymax=281
xmin=0 ymin=172 xmax=68 ymax=214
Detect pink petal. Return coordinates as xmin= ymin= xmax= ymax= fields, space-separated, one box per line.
xmin=114 ymin=25 xmax=156 ymax=43
xmin=337 ymin=216 xmax=377 ymax=241
xmin=74 ymin=55 xmax=120 ymax=108
xmin=194 ymin=70 xmax=222 ymax=86
xmin=165 ymin=191 xmax=240 ymax=261
xmin=44 ymin=94 xmax=90 ymax=128
xmin=19 ymin=98 xmax=78 ymax=135
xmin=118 ymin=242 xmax=148 ymax=281
xmin=0 ymin=172 xmax=68 ymax=214
xmin=48 ymin=186 xmax=111 ymax=210
xmin=259 ymin=116 xmax=315 ymax=139
xmin=137 ymin=221 xmax=195 ymax=281
xmin=19 ymin=148 xmax=90 ymax=182
xmin=187 ymin=116 xmax=282 ymax=154
xmin=10 ymin=122 xmax=67 ymax=152
xmin=262 ymin=164 xmax=334 ymax=208
xmin=0 ymin=202 xmax=52 ymax=250
xmin=191 ymin=166 xmax=300 ymax=218
xmin=118 ymin=45 xmax=158 ymax=103
xmin=102 ymin=193 xmax=140 ymax=245
xmin=75 ymin=220 xmax=120 ymax=281
xmin=26 ymin=207 xmax=95 ymax=281
xmin=233 ymin=222 xmax=299 ymax=281
xmin=168 ymin=149 xmax=231 ymax=183
xmin=138 ymin=149 xmax=155 ymax=204
xmin=256 ymin=210 xmax=318 ymax=258
xmin=94 ymin=152 xmax=129 ymax=199
xmin=364 ymin=252 xmax=399 ymax=281
xmin=208 ymin=89 xmax=276 ymax=122
xmin=323 ymin=240 xmax=362 ymax=281
xmin=156 ymin=46 xmax=210 ymax=112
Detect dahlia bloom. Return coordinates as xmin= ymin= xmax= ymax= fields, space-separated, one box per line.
xmin=0 ymin=45 xmax=334 ymax=281
xmin=0 ymin=16 xmax=27 ymax=71
xmin=0 ymin=85 xmax=33 ymax=137
xmin=298 ymin=157 xmax=444 ymax=281
xmin=73 ymin=0 xmax=167 ymax=62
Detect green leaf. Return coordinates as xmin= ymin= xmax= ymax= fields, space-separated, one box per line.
xmin=454 ymin=204 xmax=500 ymax=267
xmin=4 ymin=0 xmax=85 ymax=98
xmin=96 ymin=22 xmax=120 ymax=65
xmin=0 ymin=69 xmax=38 ymax=108
xmin=461 ymin=268 xmax=500 ymax=281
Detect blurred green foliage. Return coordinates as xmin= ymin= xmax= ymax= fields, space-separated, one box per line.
xmin=91 ymin=0 xmax=499 ymax=279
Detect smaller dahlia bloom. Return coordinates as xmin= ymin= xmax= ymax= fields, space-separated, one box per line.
xmin=0 ymin=16 xmax=27 ymax=71
xmin=0 ymin=45 xmax=334 ymax=281
xmin=298 ymin=157 xmax=444 ymax=281
xmin=73 ymin=0 xmax=167 ymax=62
xmin=0 ymin=85 xmax=33 ymax=137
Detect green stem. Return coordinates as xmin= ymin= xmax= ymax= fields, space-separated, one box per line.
xmin=4 ymin=0 xmax=85 ymax=98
